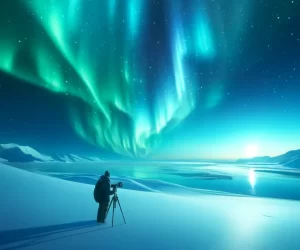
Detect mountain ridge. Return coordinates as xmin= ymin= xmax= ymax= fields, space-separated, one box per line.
xmin=237 ymin=149 xmax=300 ymax=168
xmin=0 ymin=143 xmax=103 ymax=163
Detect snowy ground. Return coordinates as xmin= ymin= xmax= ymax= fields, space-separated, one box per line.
xmin=1 ymin=163 xmax=300 ymax=250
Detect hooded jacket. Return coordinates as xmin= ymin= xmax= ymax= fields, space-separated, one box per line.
xmin=95 ymin=175 xmax=113 ymax=202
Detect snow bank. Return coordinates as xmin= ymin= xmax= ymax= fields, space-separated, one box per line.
xmin=1 ymin=163 xmax=300 ymax=250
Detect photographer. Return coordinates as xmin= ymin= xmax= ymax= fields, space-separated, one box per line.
xmin=94 ymin=171 xmax=114 ymax=223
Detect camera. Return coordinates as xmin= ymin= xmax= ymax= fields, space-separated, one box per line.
xmin=111 ymin=182 xmax=123 ymax=192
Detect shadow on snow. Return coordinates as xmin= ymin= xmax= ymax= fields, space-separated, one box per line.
xmin=0 ymin=220 xmax=122 ymax=250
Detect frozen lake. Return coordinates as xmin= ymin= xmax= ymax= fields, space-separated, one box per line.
xmin=8 ymin=162 xmax=300 ymax=200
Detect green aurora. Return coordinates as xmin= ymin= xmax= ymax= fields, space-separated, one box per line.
xmin=0 ymin=0 xmax=251 ymax=157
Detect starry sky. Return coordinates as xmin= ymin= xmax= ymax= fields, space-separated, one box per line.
xmin=0 ymin=0 xmax=299 ymax=160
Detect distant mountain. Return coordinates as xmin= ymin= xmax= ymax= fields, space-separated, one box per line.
xmin=237 ymin=156 xmax=273 ymax=163
xmin=272 ymin=150 xmax=300 ymax=164
xmin=283 ymin=156 xmax=300 ymax=168
xmin=0 ymin=143 xmax=103 ymax=163
xmin=0 ymin=144 xmax=54 ymax=162
xmin=51 ymin=154 xmax=103 ymax=163
xmin=237 ymin=149 xmax=300 ymax=168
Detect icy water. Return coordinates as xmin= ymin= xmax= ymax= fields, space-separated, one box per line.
xmin=9 ymin=162 xmax=300 ymax=200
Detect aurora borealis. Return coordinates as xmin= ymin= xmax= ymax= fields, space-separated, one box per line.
xmin=0 ymin=0 xmax=300 ymax=160
xmin=0 ymin=0 xmax=200 ymax=157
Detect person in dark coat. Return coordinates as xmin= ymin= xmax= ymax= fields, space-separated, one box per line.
xmin=96 ymin=170 xmax=114 ymax=223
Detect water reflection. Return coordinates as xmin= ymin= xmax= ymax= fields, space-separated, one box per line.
xmin=248 ymin=169 xmax=256 ymax=195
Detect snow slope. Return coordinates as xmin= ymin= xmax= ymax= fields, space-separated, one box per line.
xmin=0 ymin=143 xmax=54 ymax=162
xmin=1 ymin=163 xmax=300 ymax=250
xmin=273 ymin=149 xmax=300 ymax=164
xmin=283 ymin=156 xmax=300 ymax=168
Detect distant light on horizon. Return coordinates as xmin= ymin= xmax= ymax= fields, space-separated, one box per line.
xmin=245 ymin=144 xmax=259 ymax=158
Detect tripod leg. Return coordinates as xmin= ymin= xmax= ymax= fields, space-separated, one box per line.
xmin=105 ymin=198 xmax=113 ymax=221
xmin=117 ymin=198 xmax=126 ymax=224
xmin=112 ymin=202 xmax=115 ymax=227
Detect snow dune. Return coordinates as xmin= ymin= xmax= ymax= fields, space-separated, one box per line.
xmin=1 ymin=163 xmax=300 ymax=250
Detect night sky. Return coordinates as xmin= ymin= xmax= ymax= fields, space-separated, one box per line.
xmin=0 ymin=0 xmax=299 ymax=160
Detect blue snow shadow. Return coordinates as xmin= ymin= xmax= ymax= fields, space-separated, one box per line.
xmin=0 ymin=220 xmax=115 ymax=249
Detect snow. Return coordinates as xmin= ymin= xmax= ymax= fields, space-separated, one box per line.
xmin=44 ymin=172 xmax=240 ymax=196
xmin=274 ymin=149 xmax=300 ymax=163
xmin=86 ymin=156 xmax=103 ymax=162
xmin=52 ymin=154 xmax=103 ymax=163
xmin=237 ymin=149 xmax=300 ymax=167
xmin=284 ymin=156 xmax=300 ymax=168
xmin=0 ymin=143 xmax=103 ymax=163
xmin=1 ymin=163 xmax=300 ymax=250
xmin=52 ymin=154 xmax=93 ymax=163
xmin=0 ymin=143 xmax=54 ymax=162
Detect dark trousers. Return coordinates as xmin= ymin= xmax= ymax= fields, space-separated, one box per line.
xmin=97 ymin=202 xmax=109 ymax=222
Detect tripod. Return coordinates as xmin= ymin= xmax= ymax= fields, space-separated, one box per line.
xmin=105 ymin=191 xmax=126 ymax=227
